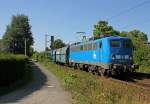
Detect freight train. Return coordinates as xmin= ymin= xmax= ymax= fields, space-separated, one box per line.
xmin=51 ymin=35 xmax=135 ymax=76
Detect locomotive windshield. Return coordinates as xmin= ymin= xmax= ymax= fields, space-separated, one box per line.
xmin=110 ymin=40 xmax=120 ymax=47
xmin=110 ymin=39 xmax=133 ymax=48
xmin=123 ymin=39 xmax=132 ymax=48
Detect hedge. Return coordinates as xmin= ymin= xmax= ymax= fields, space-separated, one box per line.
xmin=0 ymin=53 xmax=28 ymax=86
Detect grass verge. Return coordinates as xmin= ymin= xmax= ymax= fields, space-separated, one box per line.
xmin=40 ymin=60 xmax=150 ymax=104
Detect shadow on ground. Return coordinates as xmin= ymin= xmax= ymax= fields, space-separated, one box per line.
xmin=113 ymin=72 xmax=150 ymax=82
xmin=0 ymin=63 xmax=47 ymax=103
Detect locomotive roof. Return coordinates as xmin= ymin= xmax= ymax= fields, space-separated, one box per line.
xmin=70 ymin=35 xmax=130 ymax=46
xmin=103 ymin=36 xmax=130 ymax=40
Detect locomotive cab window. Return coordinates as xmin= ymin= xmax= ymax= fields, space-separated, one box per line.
xmin=110 ymin=40 xmax=120 ymax=47
xmin=123 ymin=39 xmax=132 ymax=48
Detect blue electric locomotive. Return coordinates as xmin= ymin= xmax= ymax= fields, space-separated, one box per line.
xmin=69 ymin=36 xmax=134 ymax=76
xmin=51 ymin=35 xmax=135 ymax=76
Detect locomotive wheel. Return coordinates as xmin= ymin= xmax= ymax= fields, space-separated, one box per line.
xmin=104 ymin=70 xmax=112 ymax=77
xmin=97 ymin=67 xmax=105 ymax=76
xmin=74 ymin=64 xmax=78 ymax=70
xmin=79 ymin=64 xmax=83 ymax=70
xmin=83 ymin=65 xmax=88 ymax=71
xmin=69 ymin=63 xmax=73 ymax=68
xmin=93 ymin=67 xmax=98 ymax=75
xmin=88 ymin=66 xmax=92 ymax=73
xmin=99 ymin=70 xmax=104 ymax=76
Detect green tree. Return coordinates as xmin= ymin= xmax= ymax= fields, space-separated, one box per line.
xmin=127 ymin=30 xmax=148 ymax=64
xmin=0 ymin=39 xmax=3 ymax=51
xmin=93 ymin=20 xmax=120 ymax=37
xmin=120 ymin=31 xmax=128 ymax=37
xmin=53 ymin=39 xmax=66 ymax=49
xmin=3 ymin=14 xmax=33 ymax=55
xmin=127 ymin=29 xmax=148 ymax=42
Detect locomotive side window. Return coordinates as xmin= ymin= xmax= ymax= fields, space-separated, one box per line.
xmin=88 ymin=43 xmax=92 ymax=50
xmin=76 ymin=46 xmax=80 ymax=51
xmin=80 ymin=45 xmax=83 ymax=51
xmin=110 ymin=40 xmax=120 ymax=47
xmin=70 ymin=47 xmax=74 ymax=52
xmin=83 ymin=45 xmax=85 ymax=50
xmin=83 ymin=44 xmax=88 ymax=50
xmin=93 ymin=43 xmax=97 ymax=50
xmin=70 ymin=46 xmax=75 ymax=52
xmin=70 ymin=45 xmax=80 ymax=52
xmin=86 ymin=44 xmax=89 ymax=50
xmin=123 ymin=40 xmax=132 ymax=48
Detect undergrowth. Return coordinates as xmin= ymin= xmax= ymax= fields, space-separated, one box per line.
xmin=40 ymin=60 xmax=150 ymax=104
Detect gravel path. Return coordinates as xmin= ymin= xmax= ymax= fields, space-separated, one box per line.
xmin=0 ymin=63 xmax=72 ymax=104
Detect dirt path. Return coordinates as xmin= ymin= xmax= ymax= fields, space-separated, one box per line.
xmin=0 ymin=63 xmax=72 ymax=104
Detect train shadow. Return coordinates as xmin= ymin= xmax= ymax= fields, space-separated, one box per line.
xmin=113 ymin=72 xmax=150 ymax=82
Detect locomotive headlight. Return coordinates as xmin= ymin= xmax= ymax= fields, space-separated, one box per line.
xmin=129 ymin=56 xmax=133 ymax=60
xmin=124 ymin=55 xmax=129 ymax=59
xmin=112 ymin=55 xmax=116 ymax=60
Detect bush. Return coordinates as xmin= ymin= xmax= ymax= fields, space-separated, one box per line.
xmin=32 ymin=51 xmax=51 ymax=62
xmin=0 ymin=53 xmax=28 ymax=86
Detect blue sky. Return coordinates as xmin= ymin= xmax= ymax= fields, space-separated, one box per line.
xmin=0 ymin=0 xmax=150 ymax=51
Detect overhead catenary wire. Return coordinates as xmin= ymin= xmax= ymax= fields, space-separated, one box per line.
xmin=120 ymin=18 xmax=150 ymax=30
xmin=104 ymin=0 xmax=150 ymax=33
xmin=107 ymin=0 xmax=150 ymax=21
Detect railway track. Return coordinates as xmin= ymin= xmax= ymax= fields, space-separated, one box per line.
xmin=109 ymin=77 xmax=150 ymax=91
xmin=106 ymin=74 xmax=150 ymax=102
xmin=64 ymin=64 xmax=150 ymax=90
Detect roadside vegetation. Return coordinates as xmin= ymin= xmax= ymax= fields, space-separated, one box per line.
xmin=39 ymin=60 xmax=149 ymax=104
xmin=0 ymin=53 xmax=32 ymax=95
xmin=0 ymin=14 xmax=33 ymax=96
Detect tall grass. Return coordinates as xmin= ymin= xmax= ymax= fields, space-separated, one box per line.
xmin=41 ymin=61 xmax=150 ymax=104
